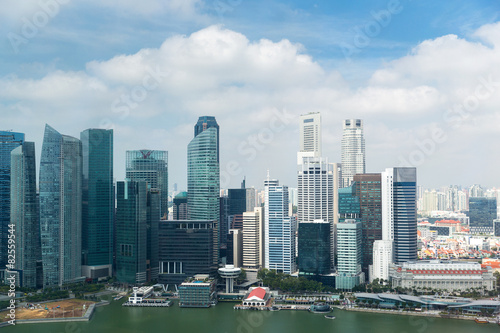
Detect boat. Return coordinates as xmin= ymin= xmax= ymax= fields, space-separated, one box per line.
xmin=475 ymin=318 xmax=488 ymax=324
xmin=114 ymin=295 xmax=124 ymax=301
xmin=324 ymin=315 xmax=336 ymax=320
xmin=269 ymin=306 xmax=280 ymax=311
xmin=309 ymin=302 xmax=331 ymax=313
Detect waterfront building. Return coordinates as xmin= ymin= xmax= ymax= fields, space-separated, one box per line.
xmin=336 ymin=219 xmax=364 ymax=290
xmin=173 ymin=191 xmax=188 ymax=220
xmin=382 ymin=167 xmax=417 ymax=264
xmin=341 ymin=119 xmax=365 ymax=188
xmin=390 ymin=260 xmax=496 ymax=292
xmin=158 ymin=219 xmax=218 ymax=286
xmin=81 ymin=129 xmax=113 ymax=280
xmin=353 ymin=173 xmax=382 ymax=272
xmin=469 ymin=197 xmax=497 ymax=233
xmin=218 ymin=265 xmax=241 ymax=293
xmin=264 ymin=178 xmax=296 ymax=274
xmin=298 ymin=220 xmax=330 ymax=276
xmin=39 ymin=125 xmax=83 ymax=287
xmin=187 ymin=117 xmax=220 ymax=262
xmin=227 ymin=229 xmax=243 ymax=267
xmin=10 ymin=142 xmax=40 ymax=288
xmin=242 ymin=287 xmax=271 ymax=307
xmin=0 ymin=131 xmax=24 ymax=269
xmin=115 ymin=180 xmax=147 ymax=284
xmin=126 ymin=150 xmax=168 ymax=218
xmin=242 ymin=207 xmax=264 ymax=269
xmin=178 ymin=275 xmax=217 ymax=308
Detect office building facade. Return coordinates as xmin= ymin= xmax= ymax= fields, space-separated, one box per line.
xmin=10 ymin=142 xmax=40 ymax=288
xmin=0 ymin=131 xmax=24 ymax=269
xmin=264 ymin=179 xmax=296 ymax=274
xmin=242 ymin=207 xmax=264 ymax=269
xmin=81 ymin=129 xmax=113 ymax=279
xmin=469 ymin=197 xmax=497 ymax=233
xmin=298 ymin=220 xmax=330 ymax=276
xmin=39 ymin=125 xmax=83 ymax=287
xmin=341 ymin=119 xmax=365 ymax=188
xmin=126 ymin=150 xmax=168 ymax=218
xmin=336 ymin=219 xmax=364 ymax=290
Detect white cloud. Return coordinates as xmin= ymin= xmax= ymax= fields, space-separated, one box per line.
xmin=2 ymin=23 xmax=500 ymax=188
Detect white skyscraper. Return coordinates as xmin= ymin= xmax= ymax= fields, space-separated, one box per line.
xmin=341 ymin=119 xmax=365 ymax=188
xmin=264 ymin=178 xmax=296 ymax=274
xmin=242 ymin=207 xmax=264 ymax=269
xmin=298 ymin=113 xmax=321 ymax=164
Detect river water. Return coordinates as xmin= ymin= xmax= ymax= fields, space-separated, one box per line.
xmin=4 ymin=299 xmax=499 ymax=333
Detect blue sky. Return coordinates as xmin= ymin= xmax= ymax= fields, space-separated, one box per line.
xmin=1 ymin=0 xmax=500 ymax=190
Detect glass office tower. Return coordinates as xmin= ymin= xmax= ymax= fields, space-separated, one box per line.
xmin=81 ymin=129 xmax=113 ymax=279
xmin=0 ymin=131 xmax=24 ymax=269
xmin=11 ymin=142 xmax=40 ymax=288
xmin=39 ymin=124 xmax=83 ymax=287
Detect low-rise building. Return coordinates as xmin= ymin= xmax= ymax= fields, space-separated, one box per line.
xmin=241 ymin=287 xmax=271 ymax=307
xmin=178 ymin=275 xmax=217 ymax=308
xmin=390 ymin=260 xmax=496 ymax=292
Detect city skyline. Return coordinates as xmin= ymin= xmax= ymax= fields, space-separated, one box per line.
xmin=2 ymin=2 xmax=500 ymax=191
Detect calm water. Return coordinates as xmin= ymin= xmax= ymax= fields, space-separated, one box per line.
xmin=4 ymin=299 xmax=499 ymax=333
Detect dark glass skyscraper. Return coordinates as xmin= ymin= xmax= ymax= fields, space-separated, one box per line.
xmin=39 ymin=125 xmax=83 ymax=287
xmin=0 ymin=131 xmax=24 ymax=268
xmin=469 ymin=197 xmax=497 ymax=233
xmin=298 ymin=221 xmax=330 ymax=276
xmin=187 ymin=117 xmax=220 ymax=263
xmin=11 ymin=142 xmax=40 ymax=288
xmin=126 ymin=150 xmax=168 ymax=218
xmin=353 ymin=173 xmax=382 ymax=272
xmin=115 ymin=180 xmax=147 ymax=284
xmin=158 ymin=220 xmax=218 ymax=286
xmin=81 ymin=129 xmax=113 ymax=279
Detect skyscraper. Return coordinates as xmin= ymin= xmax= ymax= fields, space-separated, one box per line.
xmin=381 ymin=167 xmax=417 ymax=264
xmin=264 ymin=178 xmax=296 ymax=274
xmin=336 ymin=219 xmax=364 ymax=290
xmin=353 ymin=173 xmax=382 ymax=273
xmin=11 ymin=142 xmax=40 ymax=288
xmin=0 ymin=131 xmax=24 ymax=269
xmin=81 ymin=129 xmax=113 ymax=279
xmin=39 ymin=125 xmax=83 ymax=287
xmin=298 ymin=112 xmax=321 ymax=163
xmin=126 ymin=150 xmax=168 ymax=218
xmin=173 ymin=191 xmax=188 ymax=220
xmin=242 ymin=207 xmax=264 ymax=269
xmin=115 ymin=180 xmax=147 ymax=284
xmin=298 ymin=220 xmax=330 ymax=276
xmin=469 ymin=197 xmax=497 ymax=233
xmin=187 ymin=116 xmax=220 ymax=263
xmin=341 ymin=119 xmax=365 ymax=188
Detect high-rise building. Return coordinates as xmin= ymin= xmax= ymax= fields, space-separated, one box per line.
xmin=81 ymin=129 xmax=113 ymax=279
xmin=158 ymin=219 xmax=218 ymax=286
xmin=353 ymin=173 xmax=382 ymax=272
xmin=227 ymin=229 xmax=243 ymax=267
xmin=469 ymin=197 xmax=497 ymax=233
xmin=188 ymin=117 xmax=220 ymax=264
xmin=0 ymin=131 xmax=24 ymax=269
xmin=469 ymin=184 xmax=484 ymax=198
xmin=298 ymin=220 xmax=330 ymax=276
xmin=370 ymin=240 xmax=393 ymax=282
xmin=147 ymin=189 xmax=160 ymax=282
xmin=115 ymin=180 xmax=147 ymax=284
xmin=246 ymin=188 xmax=256 ymax=212
xmin=298 ymin=113 xmax=321 ymax=163
xmin=242 ymin=207 xmax=264 ymax=269
xmin=381 ymin=167 xmax=417 ymax=264
xmin=126 ymin=150 xmax=168 ymax=218
xmin=264 ymin=178 xmax=296 ymax=274
xmin=39 ymin=125 xmax=83 ymax=287
xmin=10 ymin=142 xmax=40 ymax=288
xmin=336 ymin=219 xmax=364 ymax=290
xmin=173 ymin=192 xmax=188 ymax=220
xmin=341 ymin=119 xmax=365 ymax=188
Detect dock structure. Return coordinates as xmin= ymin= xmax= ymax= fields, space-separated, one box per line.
xmin=123 ymin=300 xmax=172 ymax=307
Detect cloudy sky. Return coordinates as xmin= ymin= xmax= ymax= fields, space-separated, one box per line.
xmin=1 ymin=0 xmax=500 ymax=190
